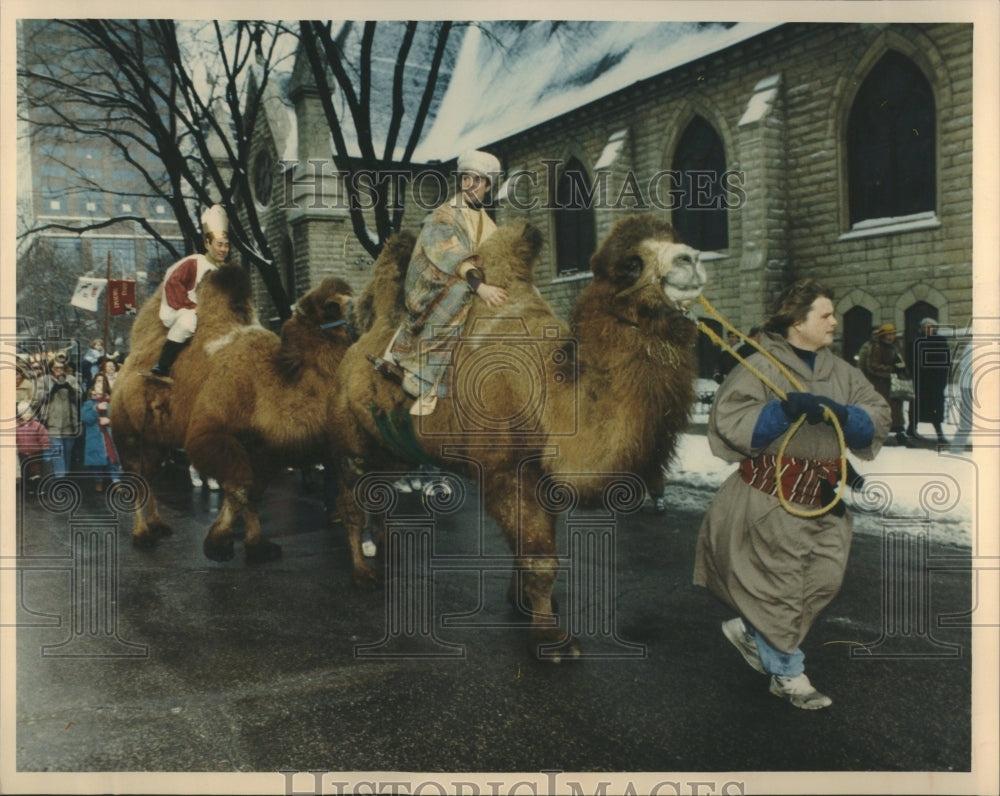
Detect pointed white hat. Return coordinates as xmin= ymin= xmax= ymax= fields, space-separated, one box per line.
xmin=201 ymin=204 xmax=229 ymax=238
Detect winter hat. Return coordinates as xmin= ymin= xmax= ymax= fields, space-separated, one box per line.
xmin=875 ymin=323 xmax=898 ymax=337
xmin=457 ymin=150 xmax=501 ymax=183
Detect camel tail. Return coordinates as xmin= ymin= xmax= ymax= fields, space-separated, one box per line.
xmin=351 ymin=231 xmax=415 ymax=334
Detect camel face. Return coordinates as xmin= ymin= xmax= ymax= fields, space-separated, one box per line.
xmin=638 ymin=239 xmax=706 ymax=309
xmin=589 ymin=215 xmax=707 ymax=310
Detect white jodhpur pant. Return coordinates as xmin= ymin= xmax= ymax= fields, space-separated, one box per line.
xmin=159 ymin=303 xmax=198 ymax=344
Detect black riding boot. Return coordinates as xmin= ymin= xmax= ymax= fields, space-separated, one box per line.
xmin=150 ymin=339 xmax=186 ymax=378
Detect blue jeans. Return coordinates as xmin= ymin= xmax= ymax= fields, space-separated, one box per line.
xmin=747 ymin=623 xmax=805 ymax=677
xmin=49 ymin=436 xmax=75 ymax=478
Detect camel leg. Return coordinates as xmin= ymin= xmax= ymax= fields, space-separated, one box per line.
xmin=240 ymin=477 xmax=282 ymax=564
xmin=184 ymin=430 xmax=265 ymax=563
xmin=125 ymin=441 xmax=172 ymax=549
xmin=337 ymin=469 xmax=378 ymax=589
xmin=203 ymin=488 xmax=241 ymax=562
xmin=487 ymin=473 xmax=580 ymax=662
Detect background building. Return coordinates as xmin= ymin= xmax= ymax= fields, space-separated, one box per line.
xmin=15 ymin=19 xmax=975 ymax=382
xmin=248 ymin=20 xmax=972 ymax=380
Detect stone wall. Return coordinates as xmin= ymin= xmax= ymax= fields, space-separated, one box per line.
xmin=487 ymin=21 xmax=972 ymax=349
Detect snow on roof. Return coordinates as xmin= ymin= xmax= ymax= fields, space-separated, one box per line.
xmin=413 ymin=20 xmax=781 ymax=162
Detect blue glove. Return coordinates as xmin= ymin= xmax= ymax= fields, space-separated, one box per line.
xmin=781 ymin=391 xmax=825 ymax=424
xmin=816 ymin=397 xmax=849 ymax=426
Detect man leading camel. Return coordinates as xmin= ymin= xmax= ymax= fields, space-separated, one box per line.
xmin=148 ymin=204 xmax=230 ymax=381
xmin=373 ymin=150 xmax=508 ymax=414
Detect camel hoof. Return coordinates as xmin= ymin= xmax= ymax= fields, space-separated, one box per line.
xmin=534 ymin=632 xmax=582 ymax=664
xmin=149 ymin=521 xmax=173 ymax=538
xmin=203 ymin=536 xmax=235 ymax=562
xmin=245 ymin=540 xmax=282 ymax=563
xmin=132 ymin=533 xmax=158 ymax=550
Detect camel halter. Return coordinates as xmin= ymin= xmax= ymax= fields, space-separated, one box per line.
xmin=695 ymin=294 xmax=849 ymax=518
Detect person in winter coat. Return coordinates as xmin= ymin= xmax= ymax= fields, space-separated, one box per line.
xmin=81 ymin=375 xmax=122 ymax=489
xmin=39 ymin=358 xmax=81 ymax=478
xmin=909 ymin=317 xmax=951 ymax=443
xmin=694 ymin=279 xmax=890 ymax=710
xmin=149 ymin=204 xmax=230 ymax=380
xmin=857 ymin=323 xmax=909 ymax=444
xmin=81 ymin=338 xmax=105 ymax=394
xmin=16 ymin=400 xmax=52 ymax=492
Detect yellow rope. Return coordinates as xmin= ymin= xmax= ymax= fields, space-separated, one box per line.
xmin=696 ymin=295 xmax=849 ymax=518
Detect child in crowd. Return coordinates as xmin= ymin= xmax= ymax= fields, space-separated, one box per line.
xmin=81 ymin=375 xmax=122 ymax=490
xmin=16 ymin=401 xmax=52 ymax=495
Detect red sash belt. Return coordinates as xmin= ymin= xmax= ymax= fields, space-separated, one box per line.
xmin=739 ymin=453 xmax=842 ymax=507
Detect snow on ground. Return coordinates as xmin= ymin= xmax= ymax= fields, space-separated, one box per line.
xmin=666 ymin=424 xmax=981 ymax=550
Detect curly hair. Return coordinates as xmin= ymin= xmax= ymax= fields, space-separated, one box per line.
xmin=762 ymin=278 xmax=835 ymax=337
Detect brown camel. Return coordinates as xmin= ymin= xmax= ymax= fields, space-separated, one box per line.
xmin=332 ymin=215 xmax=707 ymax=659
xmin=110 ymin=265 xmax=354 ymax=562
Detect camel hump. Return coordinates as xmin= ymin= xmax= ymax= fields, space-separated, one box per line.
xmin=351 ymin=231 xmax=416 ymax=334
xmin=197 ymin=265 xmax=255 ymax=326
xmin=476 ymin=221 xmax=544 ymax=285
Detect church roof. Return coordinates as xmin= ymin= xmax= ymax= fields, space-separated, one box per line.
xmin=412 ymin=20 xmax=781 ymax=162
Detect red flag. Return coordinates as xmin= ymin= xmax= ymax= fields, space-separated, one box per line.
xmin=107 ymin=279 xmax=137 ymax=316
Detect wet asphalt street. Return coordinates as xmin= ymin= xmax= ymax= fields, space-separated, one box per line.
xmin=6 ymin=454 xmax=981 ymax=794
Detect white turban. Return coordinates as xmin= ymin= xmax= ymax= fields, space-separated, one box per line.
xmin=457 ymin=150 xmax=501 ymax=183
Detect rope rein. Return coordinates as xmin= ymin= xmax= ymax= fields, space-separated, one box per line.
xmin=695 ymin=294 xmax=849 ymax=518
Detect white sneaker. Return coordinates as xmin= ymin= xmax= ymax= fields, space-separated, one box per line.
xmin=425 ymin=478 xmax=453 ymax=498
xmin=207 ymin=477 xmax=220 ymax=491
xmin=189 ymin=466 xmax=203 ymax=488
xmin=393 ymin=478 xmax=412 ymax=493
xmin=722 ymin=617 xmax=766 ymax=674
xmin=769 ymin=673 xmax=833 ymax=710
xmin=361 ymin=529 xmax=377 ymax=558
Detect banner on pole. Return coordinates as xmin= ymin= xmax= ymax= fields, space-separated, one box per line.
xmin=107 ymin=279 xmax=137 ymax=316
xmin=70 ymin=277 xmax=107 ymax=312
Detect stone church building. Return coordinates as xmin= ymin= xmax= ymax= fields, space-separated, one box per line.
xmin=245 ymin=20 xmax=973 ymax=377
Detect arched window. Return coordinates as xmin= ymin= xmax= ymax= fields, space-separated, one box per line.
xmin=671 ymin=115 xmax=729 ymax=251
xmin=842 ymin=305 xmax=873 ymax=364
xmin=847 ymin=51 xmax=936 ymax=225
xmin=553 ymin=157 xmax=597 ymax=275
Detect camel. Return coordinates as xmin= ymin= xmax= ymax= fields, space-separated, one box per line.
xmin=110 ymin=265 xmax=355 ymax=562
xmin=332 ymin=215 xmax=708 ymax=659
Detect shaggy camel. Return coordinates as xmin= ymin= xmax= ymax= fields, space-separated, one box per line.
xmin=332 ymin=215 xmax=707 ymax=659
xmin=110 ymin=265 xmax=354 ymax=562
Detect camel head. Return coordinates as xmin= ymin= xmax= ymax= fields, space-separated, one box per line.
xmin=292 ymin=277 xmax=355 ymax=338
xmin=281 ymin=276 xmax=353 ymax=352
xmin=276 ymin=277 xmax=355 ymax=382
xmin=589 ymin=215 xmax=707 ymax=310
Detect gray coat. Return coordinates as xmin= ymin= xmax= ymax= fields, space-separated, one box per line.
xmin=40 ymin=374 xmax=81 ymax=437
xmin=693 ymin=332 xmax=890 ymax=653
